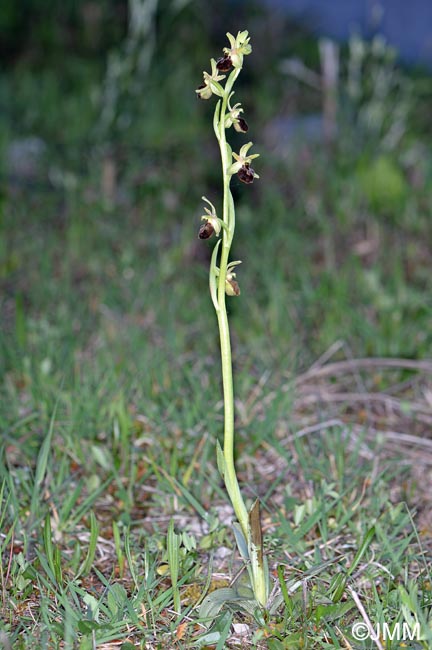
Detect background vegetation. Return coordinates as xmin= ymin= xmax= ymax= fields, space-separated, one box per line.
xmin=1 ymin=1 xmax=431 ymax=648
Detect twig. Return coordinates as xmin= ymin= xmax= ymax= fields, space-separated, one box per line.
xmin=296 ymin=357 xmax=432 ymax=385
xmin=348 ymin=586 xmax=384 ymax=650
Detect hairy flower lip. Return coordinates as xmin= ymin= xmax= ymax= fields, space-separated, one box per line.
xmin=225 ymin=263 xmax=241 ymax=295
xmin=225 ymin=277 xmax=241 ymax=296
xmin=216 ymin=54 xmax=233 ymax=72
xmin=196 ymin=83 xmax=211 ymax=100
xmin=198 ymin=221 xmax=215 ymax=239
xmin=234 ymin=117 xmax=249 ymax=133
xmin=237 ymin=163 xmax=256 ymax=184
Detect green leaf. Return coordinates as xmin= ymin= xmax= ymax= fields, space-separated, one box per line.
xmin=277 ymin=565 xmax=293 ymax=615
xmin=225 ymin=142 xmax=232 ymax=164
xmin=112 ymin=520 xmax=123 ymax=566
xmin=216 ymin=440 xmax=225 ymax=478
xmin=209 ymin=239 xmax=221 ymax=312
xmin=30 ymin=400 xmax=59 ymax=517
xmin=199 ymin=587 xmax=238 ymax=620
xmin=43 ymin=515 xmax=55 ymax=581
xmin=228 ymin=190 xmax=235 ymax=232
xmin=232 ymin=522 xmax=249 ymax=562
xmin=77 ymin=510 xmax=99 ymax=578
xmin=124 ymin=527 xmax=138 ymax=589
xmin=82 ymin=592 xmax=100 ymax=622
xmin=347 ymin=526 xmax=375 ymax=577
xmin=90 ymin=444 xmax=112 ymax=471
xmin=107 ymin=583 xmax=128 ymax=616
xmin=167 ymin=518 xmax=181 ymax=613
xmin=174 ymin=478 xmax=210 ymax=521
xmin=330 ymin=573 xmax=347 ymax=603
xmin=213 ymin=100 xmax=221 ymax=138
xmin=53 ymin=545 xmax=63 ymax=585
xmin=197 ymin=631 xmax=221 ymax=647
xmin=215 ymin=611 xmax=233 ymax=650
xmin=315 ymin=600 xmax=355 ymax=623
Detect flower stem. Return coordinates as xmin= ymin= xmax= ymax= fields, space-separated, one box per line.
xmin=214 ymin=70 xmax=249 ymax=539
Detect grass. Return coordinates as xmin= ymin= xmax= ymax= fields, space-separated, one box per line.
xmin=1 ymin=8 xmax=432 ymax=648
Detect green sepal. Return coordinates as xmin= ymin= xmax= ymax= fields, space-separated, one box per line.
xmin=209 ymin=80 xmax=224 ymax=97
xmin=209 ymin=239 xmax=221 ymax=312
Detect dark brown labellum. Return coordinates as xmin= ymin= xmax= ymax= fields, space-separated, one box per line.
xmin=236 ymin=117 xmax=249 ymax=133
xmin=237 ymin=163 xmax=255 ymax=184
xmin=196 ymin=83 xmax=206 ymax=99
xmin=227 ymin=278 xmax=241 ymax=296
xmin=216 ymin=54 xmax=233 ymax=72
xmin=198 ymin=220 xmax=215 ymax=239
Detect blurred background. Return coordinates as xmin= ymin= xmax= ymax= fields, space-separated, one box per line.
xmin=1 ymin=0 xmax=432 ymax=420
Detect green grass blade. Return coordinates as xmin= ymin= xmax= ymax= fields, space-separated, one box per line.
xmin=77 ymin=510 xmax=99 ymax=578
xmin=167 ymin=518 xmax=181 ymax=614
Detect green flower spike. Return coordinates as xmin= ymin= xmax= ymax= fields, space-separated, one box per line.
xmin=196 ymin=59 xmax=226 ymax=100
xmin=223 ymin=30 xmax=252 ymax=69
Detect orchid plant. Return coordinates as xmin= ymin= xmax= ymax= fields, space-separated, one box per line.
xmin=196 ymin=31 xmax=268 ymax=608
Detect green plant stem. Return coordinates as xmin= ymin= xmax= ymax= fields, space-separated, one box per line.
xmin=212 ymin=68 xmax=267 ymax=607
xmin=215 ymin=71 xmax=248 ymax=540
xmin=216 ymin=246 xmax=248 ymax=537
